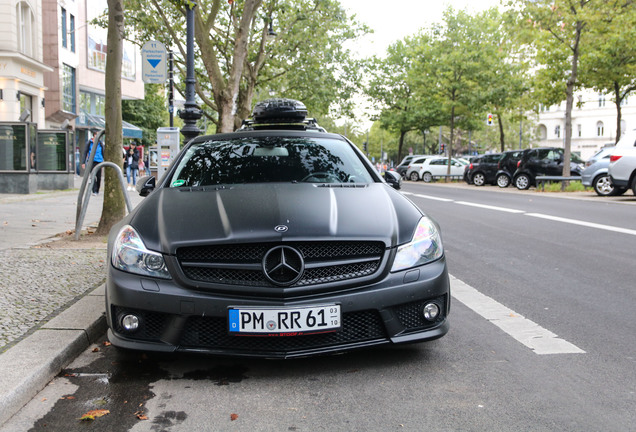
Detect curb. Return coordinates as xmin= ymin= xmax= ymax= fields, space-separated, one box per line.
xmin=0 ymin=285 xmax=106 ymax=425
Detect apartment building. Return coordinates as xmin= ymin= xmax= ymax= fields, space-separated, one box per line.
xmin=535 ymin=88 xmax=636 ymax=160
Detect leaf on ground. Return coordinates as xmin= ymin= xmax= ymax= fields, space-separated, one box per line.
xmin=92 ymin=347 xmax=100 ymax=352
xmin=230 ymin=413 xmax=239 ymax=421
xmin=79 ymin=409 xmax=110 ymax=421
xmin=103 ymin=341 xmax=112 ymax=346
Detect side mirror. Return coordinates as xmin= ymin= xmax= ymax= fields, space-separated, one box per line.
xmin=136 ymin=175 xmax=156 ymax=197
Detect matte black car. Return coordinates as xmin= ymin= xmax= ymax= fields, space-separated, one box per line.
xmin=513 ymin=147 xmax=585 ymax=190
xmin=465 ymin=153 xmax=502 ymax=186
xmin=495 ymin=150 xmax=525 ymax=188
xmin=106 ymin=99 xmax=450 ymax=358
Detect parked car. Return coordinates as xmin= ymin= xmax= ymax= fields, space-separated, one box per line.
xmin=395 ymin=154 xmax=426 ymax=178
xmin=513 ymin=147 xmax=585 ymax=190
xmin=105 ymin=98 xmax=450 ymax=358
xmin=495 ymin=150 xmax=525 ymax=188
xmin=404 ymin=156 xmax=433 ymax=181
xmin=406 ymin=156 xmax=465 ymax=182
xmin=465 ymin=153 xmax=502 ymax=186
xmin=581 ymin=146 xmax=627 ymax=196
xmin=608 ymin=129 xmax=636 ymax=195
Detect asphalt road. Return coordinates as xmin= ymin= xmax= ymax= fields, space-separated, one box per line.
xmin=3 ymin=183 xmax=635 ymax=431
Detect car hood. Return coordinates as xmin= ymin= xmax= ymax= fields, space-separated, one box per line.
xmin=128 ymin=183 xmax=424 ymax=255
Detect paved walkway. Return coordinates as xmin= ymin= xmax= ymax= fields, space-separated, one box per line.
xmin=0 ymin=176 xmax=144 ymax=425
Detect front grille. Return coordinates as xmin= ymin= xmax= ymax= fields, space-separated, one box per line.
xmin=180 ymin=310 xmax=387 ymax=353
xmin=176 ymin=241 xmax=385 ymax=288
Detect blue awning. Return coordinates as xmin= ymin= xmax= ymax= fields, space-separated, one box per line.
xmin=76 ymin=111 xmax=143 ymax=139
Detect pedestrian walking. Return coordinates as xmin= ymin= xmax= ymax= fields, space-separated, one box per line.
xmin=82 ymin=130 xmax=104 ymax=195
xmin=126 ymin=141 xmax=140 ymax=191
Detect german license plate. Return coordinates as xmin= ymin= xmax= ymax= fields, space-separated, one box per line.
xmin=228 ymin=305 xmax=341 ymax=336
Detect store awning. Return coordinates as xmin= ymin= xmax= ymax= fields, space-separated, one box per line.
xmin=76 ymin=111 xmax=143 ymax=139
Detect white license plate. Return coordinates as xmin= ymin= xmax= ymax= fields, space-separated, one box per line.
xmin=228 ymin=305 xmax=341 ymax=336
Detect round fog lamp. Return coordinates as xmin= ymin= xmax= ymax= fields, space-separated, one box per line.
xmin=121 ymin=314 xmax=140 ymax=332
xmin=422 ymin=303 xmax=440 ymax=321
xmin=144 ymin=254 xmax=164 ymax=271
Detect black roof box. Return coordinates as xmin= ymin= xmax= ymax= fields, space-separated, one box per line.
xmin=252 ymin=98 xmax=308 ymax=123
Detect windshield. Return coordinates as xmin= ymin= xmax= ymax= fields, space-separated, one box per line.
xmin=168 ymin=136 xmax=375 ymax=187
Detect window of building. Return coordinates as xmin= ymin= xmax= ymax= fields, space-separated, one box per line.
xmin=537 ymin=124 xmax=547 ymax=140
xmin=555 ymin=125 xmax=561 ymax=138
xmin=597 ymin=121 xmax=604 ymax=137
xmin=61 ymin=7 xmax=67 ymax=48
xmin=621 ymin=97 xmax=629 ymax=106
xmin=70 ymin=14 xmax=75 ymax=52
xmin=16 ymin=2 xmax=34 ymax=56
xmin=621 ymin=120 xmax=627 ymax=135
xmin=598 ymin=93 xmax=606 ymax=107
xmin=62 ymin=64 xmax=76 ymax=113
xmin=577 ymin=124 xmax=582 ymax=137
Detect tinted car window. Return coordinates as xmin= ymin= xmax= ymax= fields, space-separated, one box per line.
xmin=170 ymin=136 xmax=374 ymax=186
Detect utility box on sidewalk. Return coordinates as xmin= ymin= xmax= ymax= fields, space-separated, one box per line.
xmin=153 ymin=127 xmax=180 ymax=180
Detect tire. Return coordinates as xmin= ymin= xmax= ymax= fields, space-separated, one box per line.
xmin=422 ymin=172 xmax=433 ymax=183
xmin=514 ymin=173 xmax=531 ymax=190
xmin=592 ymin=174 xmax=615 ymax=196
xmin=472 ymin=172 xmax=486 ymax=186
xmin=615 ymin=187 xmax=628 ymax=196
xmin=409 ymin=171 xmax=419 ymax=181
xmin=496 ymin=174 xmax=510 ymax=188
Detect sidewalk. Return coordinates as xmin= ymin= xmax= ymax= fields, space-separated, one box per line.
xmin=0 ymin=176 xmax=144 ymax=426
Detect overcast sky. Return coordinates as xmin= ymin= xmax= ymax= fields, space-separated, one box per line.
xmin=341 ymin=0 xmax=502 ymax=57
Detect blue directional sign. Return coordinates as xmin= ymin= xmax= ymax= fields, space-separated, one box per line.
xmin=141 ymin=41 xmax=167 ymax=84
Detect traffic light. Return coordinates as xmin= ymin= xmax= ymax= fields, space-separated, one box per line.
xmin=363 ymin=141 xmax=368 ymax=152
xmin=487 ymin=113 xmax=494 ymax=126
xmin=440 ymin=142 xmax=445 ymax=154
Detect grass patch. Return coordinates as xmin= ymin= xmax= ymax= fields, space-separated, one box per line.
xmin=540 ymin=181 xmax=588 ymax=192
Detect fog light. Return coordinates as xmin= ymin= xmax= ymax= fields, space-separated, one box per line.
xmin=121 ymin=314 xmax=140 ymax=332
xmin=422 ymin=303 xmax=440 ymax=321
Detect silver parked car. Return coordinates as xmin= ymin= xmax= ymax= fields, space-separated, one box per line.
xmin=609 ymin=130 xmax=636 ymax=195
xmin=581 ymin=146 xmax=627 ymax=196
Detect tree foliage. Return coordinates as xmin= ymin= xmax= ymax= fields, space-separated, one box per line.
xmin=121 ymin=0 xmax=368 ymax=132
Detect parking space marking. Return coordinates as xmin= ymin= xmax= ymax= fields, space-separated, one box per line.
xmin=525 ymin=213 xmax=636 ymax=236
xmin=450 ymin=276 xmax=586 ymax=355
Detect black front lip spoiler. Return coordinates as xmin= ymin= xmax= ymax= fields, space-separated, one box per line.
xmin=107 ymin=320 xmax=449 ymax=359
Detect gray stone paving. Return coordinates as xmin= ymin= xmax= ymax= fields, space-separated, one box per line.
xmin=0 ymin=246 xmax=107 ymax=351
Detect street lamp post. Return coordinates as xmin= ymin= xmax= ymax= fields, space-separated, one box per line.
xmin=179 ymin=0 xmax=202 ymax=144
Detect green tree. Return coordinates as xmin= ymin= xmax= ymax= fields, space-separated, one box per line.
xmin=579 ymin=2 xmax=636 ymax=141
xmin=512 ymin=0 xmax=600 ymax=176
xmin=122 ymin=84 xmax=169 ymax=147
xmin=122 ymin=0 xmax=367 ymax=132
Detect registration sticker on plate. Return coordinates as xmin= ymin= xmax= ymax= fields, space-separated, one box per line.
xmin=228 ymin=305 xmax=341 ymax=336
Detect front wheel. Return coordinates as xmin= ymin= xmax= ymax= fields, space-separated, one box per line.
xmin=593 ymin=174 xmax=615 ymax=196
xmin=422 ymin=172 xmax=433 ymax=183
xmin=515 ymin=173 xmax=531 ymax=190
xmin=472 ymin=173 xmax=486 ymax=186
xmin=496 ymin=174 xmax=510 ymax=188
xmin=409 ymin=171 xmax=420 ymax=181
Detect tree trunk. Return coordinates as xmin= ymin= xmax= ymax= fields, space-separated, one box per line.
xmin=447 ymin=105 xmax=455 ymax=180
xmin=562 ymin=20 xmax=583 ymax=179
xmin=497 ymin=112 xmax=505 ymax=152
xmin=397 ymin=130 xmax=406 ymax=162
xmin=96 ymin=0 xmax=126 ymax=235
xmin=614 ymin=81 xmax=622 ymax=143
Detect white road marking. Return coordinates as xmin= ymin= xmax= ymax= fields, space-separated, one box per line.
xmin=407 ymin=192 xmax=636 ymax=236
xmin=525 ymin=213 xmax=636 ymax=236
xmin=455 ymin=201 xmax=525 ymax=214
xmin=450 ymin=276 xmax=586 ymax=355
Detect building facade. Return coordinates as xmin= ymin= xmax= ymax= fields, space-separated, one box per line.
xmin=535 ymin=88 xmax=636 ymax=160
xmin=0 ymin=0 xmax=144 ymax=193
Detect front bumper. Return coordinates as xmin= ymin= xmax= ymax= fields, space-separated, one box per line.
xmin=105 ymin=258 xmax=450 ymax=359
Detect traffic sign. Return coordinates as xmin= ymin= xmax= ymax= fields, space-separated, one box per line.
xmin=141 ymin=41 xmax=167 ymax=84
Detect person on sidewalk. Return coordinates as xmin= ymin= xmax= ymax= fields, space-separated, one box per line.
xmin=82 ymin=131 xmax=104 ymax=196
xmin=125 ymin=141 xmax=140 ymax=191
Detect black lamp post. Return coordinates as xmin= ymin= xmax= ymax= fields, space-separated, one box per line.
xmin=179 ymin=0 xmax=202 ymax=144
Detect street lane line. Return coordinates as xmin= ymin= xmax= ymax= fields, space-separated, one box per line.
xmin=455 ymin=201 xmax=525 ymax=214
xmin=410 ymin=193 xmax=454 ymax=202
xmin=450 ymin=276 xmax=586 ymax=355
xmin=406 ymin=192 xmax=636 ymax=236
xmin=525 ymin=213 xmax=636 ymax=236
